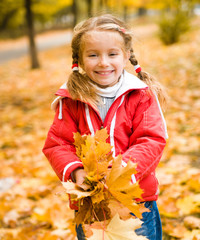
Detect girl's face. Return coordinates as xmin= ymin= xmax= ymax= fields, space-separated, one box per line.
xmin=81 ymin=30 xmax=129 ymax=88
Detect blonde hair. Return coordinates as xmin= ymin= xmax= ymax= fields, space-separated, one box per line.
xmin=67 ymin=14 xmax=166 ymax=107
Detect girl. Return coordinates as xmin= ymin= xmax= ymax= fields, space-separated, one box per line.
xmin=43 ymin=14 xmax=168 ymax=240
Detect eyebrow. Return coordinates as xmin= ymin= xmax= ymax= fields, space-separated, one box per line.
xmin=84 ymin=48 xmax=121 ymax=53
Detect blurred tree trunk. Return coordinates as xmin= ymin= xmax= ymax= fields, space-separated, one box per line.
xmin=99 ymin=0 xmax=107 ymax=12
xmin=24 ymin=0 xmax=40 ymax=69
xmin=0 ymin=9 xmax=17 ymax=30
xmin=138 ymin=7 xmax=147 ymax=16
xmin=124 ymin=5 xmax=128 ymax=22
xmin=99 ymin=0 xmax=103 ymax=9
xmin=72 ymin=0 xmax=77 ymax=27
xmin=87 ymin=0 xmax=93 ymax=17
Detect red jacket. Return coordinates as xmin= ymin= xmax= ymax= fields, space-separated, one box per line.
xmin=43 ymin=70 xmax=168 ymax=207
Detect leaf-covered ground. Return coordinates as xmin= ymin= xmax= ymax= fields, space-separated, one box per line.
xmin=0 ymin=17 xmax=200 ymax=239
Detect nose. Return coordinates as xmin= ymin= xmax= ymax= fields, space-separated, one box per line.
xmin=98 ymin=55 xmax=109 ymax=67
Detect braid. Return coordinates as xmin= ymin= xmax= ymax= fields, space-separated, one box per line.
xmin=72 ymin=53 xmax=78 ymax=65
xmin=129 ymin=48 xmax=138 ymax=66
xmin=67 ymin=31 xmax=98 ymax=108
xmin=129 ymin=48 xmax=147 ymax=83
xmin=129 ymin=48 xmax=166 ymax=106
xmin=67 ymin=14 xmax=166 ymax=108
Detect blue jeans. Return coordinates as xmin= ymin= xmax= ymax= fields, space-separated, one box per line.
xmin=133 ymin=201 xmax=162 ymax=240
xmin=76 ymin=223 xmax=86 ymax=240
xmin=76 ymin=201 xmax=162 ymax=240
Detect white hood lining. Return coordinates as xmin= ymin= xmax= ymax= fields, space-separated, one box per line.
xmin=85 ymin=104 xmax=95 ymax=136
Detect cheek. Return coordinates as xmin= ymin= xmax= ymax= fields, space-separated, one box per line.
xmin=117 ymin=57 xmax=128 ymax=69
xmin=84 ymin=61 xmax=92 ymax=70
xmin=86 ymin=60 xmax=97 ymax=70
xmin=83 ymin=62 xmax=95 ymax=75
xmin=81 ymin=58 xmax=89 ymax=72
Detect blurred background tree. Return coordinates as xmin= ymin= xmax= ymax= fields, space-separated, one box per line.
xmin=1 ymin=0 xmax=200 ymax=39
xmin=25 ymin=0 xmax=40 ymax=69
xmin=0 ymin=0 xmax=24 ymax=38
xmin=149 ymin=0 xmax=200 ymax=44
xmin=0 ymin=0 xmax=72 ymax=39
xmin=0 ymin=0 xmax=200 ymax=68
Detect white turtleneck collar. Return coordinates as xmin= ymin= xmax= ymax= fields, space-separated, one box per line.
xmin=91 ymin=73 xmax=124 ymax=98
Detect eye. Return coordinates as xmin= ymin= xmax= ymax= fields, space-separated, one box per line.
xmin=88 ymin=54 xmax=97 ymax=57
xmin=109 ymin=52 xmax=118 ymax=56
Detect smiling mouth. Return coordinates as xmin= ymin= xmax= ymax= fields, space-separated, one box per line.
xmin=94 ymin=70 xmax=114 ymax=75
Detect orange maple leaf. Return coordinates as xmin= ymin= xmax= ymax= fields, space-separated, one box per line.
xmin=105 ymin=155 xmax=144 ymax=218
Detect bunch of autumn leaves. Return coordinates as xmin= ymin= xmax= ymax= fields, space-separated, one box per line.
xmin=62 ymin=129 xmax=148 ymax=240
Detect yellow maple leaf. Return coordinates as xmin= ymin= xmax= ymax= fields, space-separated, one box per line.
xmin=73 ymin=130 xmax=113 ymax=183
xmin=94 ymin=128 xmax=109 ymax=142
xmin=108 ymin=199 xmax=136 ymax=221
xmin=106 ymin=155 xmax=144 ymax=218
xmin=176 ymin=194 xmax=200 ymax=215
xmin=87 ymin=213 xmax=147 ymax=240
xmin=66 ymin=129 xmax=147 ymax=226
xmin=62 ymin=181 xmax=105 ymax=202
xmin=73 ymin=132 xmax=87 ymax=158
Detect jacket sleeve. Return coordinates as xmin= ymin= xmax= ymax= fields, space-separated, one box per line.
xmin=42 ymin=99 xmax=83 ymax=182
xmin=122 ymin=90 xmax=167 ymax=181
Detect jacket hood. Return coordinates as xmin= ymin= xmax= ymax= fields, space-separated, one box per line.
xmin=51 ymin=70 xmax=148 ymax=112
xmin=115 ymin=70 xmax=147 ymax=98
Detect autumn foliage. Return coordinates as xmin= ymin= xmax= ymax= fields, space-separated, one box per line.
xmin=0 ymin=17 xmax=200 ymax=239
xmin=62 ymin=129 xmax=147 ymax=239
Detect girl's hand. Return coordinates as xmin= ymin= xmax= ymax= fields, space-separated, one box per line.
xmin=74 ymin=168 xmax=86 ymax=185
xmin=73 ymin=168 xmax=90 ymax=190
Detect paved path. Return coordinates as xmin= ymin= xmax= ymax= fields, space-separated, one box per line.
xmin=0 ymin=24 xmax=158 ymax=64
xmin=0 ymin=30 xmax=72 ymax=64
